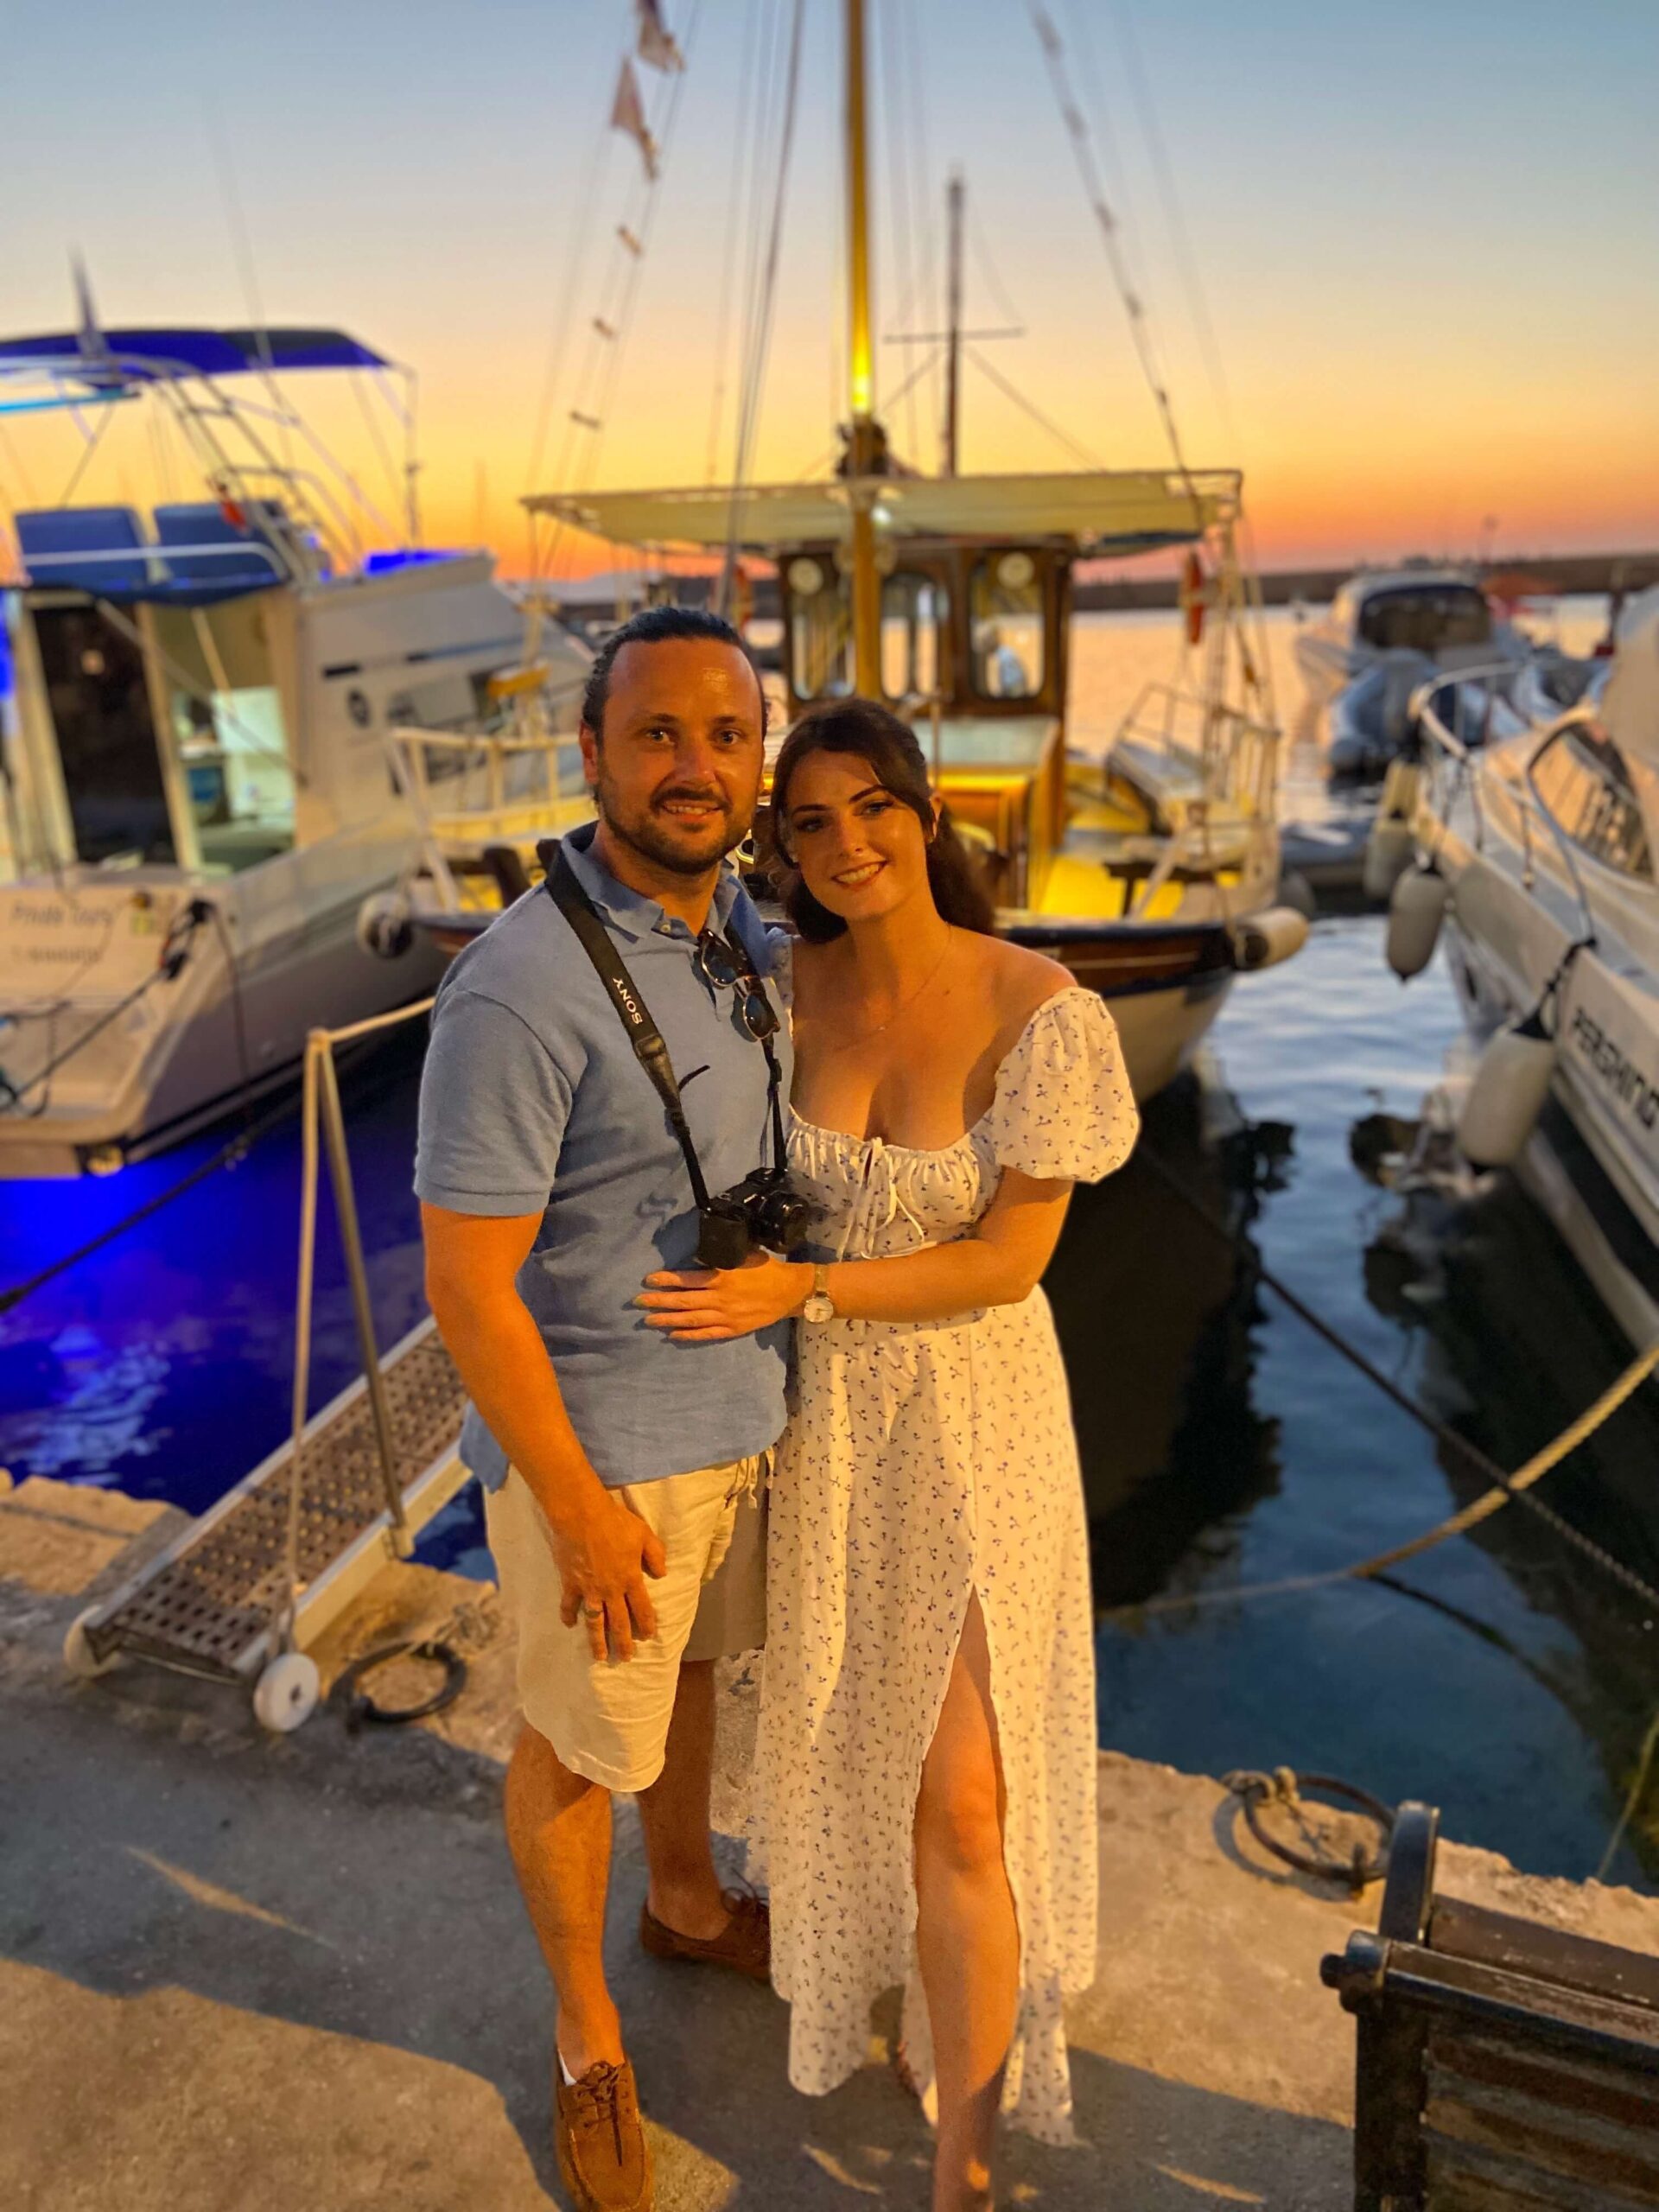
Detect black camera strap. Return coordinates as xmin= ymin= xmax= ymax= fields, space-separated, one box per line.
xmin=540 ymin=844 xmax=785 ymax=1210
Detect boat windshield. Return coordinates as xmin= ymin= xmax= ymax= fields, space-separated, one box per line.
xmin=152 ymin=601 xmax=295 ymax=873
xmin=1533 ymin=721 xmax=1652 ymax=881
xmin=1358 ymin=584 xmax=1491 ymax=654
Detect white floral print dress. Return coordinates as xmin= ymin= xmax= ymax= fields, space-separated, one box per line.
xmin=753 ymin=983 xmax=1140 ymax=2145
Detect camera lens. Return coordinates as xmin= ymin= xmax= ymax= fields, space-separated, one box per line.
xmin=696 ymin=1197 xmax=753 ymax=1272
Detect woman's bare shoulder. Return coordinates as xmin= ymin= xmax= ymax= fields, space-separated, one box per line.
xmin=958 ymin=932 xmax=1075 ymax=1043
xmin=786 ymin=932 xmax=842 ymax=1013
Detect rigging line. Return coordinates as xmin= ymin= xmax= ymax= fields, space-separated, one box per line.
xmin=202 ymin=96 xmax=296 ymax=474
xmin=1106 ymin=0 xmax=1242 ymax=454
xmin=577 ymin=0 xmax=707 ymax=480
xmin=56 ymin=401 xmax=118 ymax=507
xmin=965 ymin=197 xmax=1025 ymax=334
xmin=963 ymin=345 xmax=1104 ymax=470
xmin=732 ymin=0 xmax=784 ymax=452
xmin=537 ymin=0 xmax=706 ymax=586
xmin=880 ymin=0 xmax=919 ymax=459
xmin=1060 ymin=0 xmax=1157 ymax=310
xmin=719 ymin=0 xmax=807 ymax=599
xmin=522 ymin=29 xmax=619 ymax=502
xmin=348 ymin=374 xmax=407 ymax=536
xmin=1024 ymin=1 xmax=1199 ymax=505
xmin=899 ymin=0 xmax=944 ymax=467
xmin=705 ymin=0 xmax=763 ymax=484
xmin=0 ymin=414 xmax=39 ymax=505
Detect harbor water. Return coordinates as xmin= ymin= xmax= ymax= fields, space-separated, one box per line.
xmin=3 ymin=606 xmax=1656 ymax=1887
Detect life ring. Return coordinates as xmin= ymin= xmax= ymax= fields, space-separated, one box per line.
xmin=1179 ymin=550 xmax=1206 ymax=646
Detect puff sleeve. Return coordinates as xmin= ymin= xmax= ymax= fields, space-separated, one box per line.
xmin=984 ymin=988 xmax=1140 ymax=1182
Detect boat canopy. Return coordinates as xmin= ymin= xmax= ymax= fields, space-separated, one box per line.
xmin=527 ymin=467 xmax=1240 ymax=556
xmin=0 ymin=327 xmax=388 ymax=385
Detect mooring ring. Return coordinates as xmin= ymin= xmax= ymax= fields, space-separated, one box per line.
xmin=1223 ymin=1766 xmax=1395 ymax=1890
xmin=335 ymin=1638 xmax=468 ymax=1730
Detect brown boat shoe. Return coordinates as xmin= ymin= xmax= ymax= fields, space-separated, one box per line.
xmin=555 ymin=2056 xmax=653 ymax=2212
xmin=639 ymin=1885 xmax=771 ymax=1982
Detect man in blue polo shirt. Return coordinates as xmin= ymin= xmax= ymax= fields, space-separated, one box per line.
xmin=416 ymin=606 xmax=798 ymax=2212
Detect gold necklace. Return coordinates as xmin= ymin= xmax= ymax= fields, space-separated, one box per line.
xmin=823 ymin=926 xmax=956 ymax=1050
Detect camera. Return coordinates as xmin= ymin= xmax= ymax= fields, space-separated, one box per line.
xmin=696 ymin=1168 xmax=817 ymax=1270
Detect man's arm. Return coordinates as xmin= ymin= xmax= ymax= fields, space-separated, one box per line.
xmin=422 ymin=1204 xmax=666 ymax=1661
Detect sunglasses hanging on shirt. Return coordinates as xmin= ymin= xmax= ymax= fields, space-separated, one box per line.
xmin=537 ymin=842 xmax=813 ymax=1271
xmin=694 ymin=929 xmax=781 ymax=1044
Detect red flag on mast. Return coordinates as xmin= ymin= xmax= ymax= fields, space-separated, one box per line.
xmin=636 ymin=0 xmax=683 ymax=73
xmin=609 ymin=57 xmax=659 ymax=181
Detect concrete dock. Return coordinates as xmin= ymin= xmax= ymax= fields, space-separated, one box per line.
xmin=5 ymin=1471 xmax=1658 ymax=2212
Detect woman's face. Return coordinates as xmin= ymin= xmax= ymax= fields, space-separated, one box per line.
xmin=782 ymin=749 xmax=938 ymax=927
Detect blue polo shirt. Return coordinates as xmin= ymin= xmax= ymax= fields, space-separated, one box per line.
xmin=414 ymin=822 xmax=791 ymax=1490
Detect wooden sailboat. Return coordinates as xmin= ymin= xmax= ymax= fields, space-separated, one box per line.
xmin=411 ymin=0 xmax=1307 ymax=1099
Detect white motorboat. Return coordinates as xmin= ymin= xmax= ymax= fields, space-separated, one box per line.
xmin=1297 ymin=568 xmax=1528 ymax=783
xmin=0 ymin=315 xmax=585 ymax=1177
xmin=1396 ymin=590 xmax=1659 ymax=1348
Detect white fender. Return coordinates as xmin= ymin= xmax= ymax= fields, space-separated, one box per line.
xmin=1228 ymin=905 xmax=1311 ymax=973
xmin=1363 ymin=817 xmax=1416 ymax=903
xmin=1457 ymin=1011 xmax=1555 ymax=1169
xmin=356 ymin=890 xmax=414 ymax=961
xmin=1386 ymin=862 xmax=1449 ymax=981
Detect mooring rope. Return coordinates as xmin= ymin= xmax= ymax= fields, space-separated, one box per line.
xmin=1104 ymin=1145 xmax=1659 ymax=1623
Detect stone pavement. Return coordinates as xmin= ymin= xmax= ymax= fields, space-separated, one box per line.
xmin=5 ymin=1473 xmax=1658 ymax=2211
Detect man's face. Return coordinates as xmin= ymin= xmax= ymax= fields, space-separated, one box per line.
xmin=582 ymin=638 xmax=766 ymax=877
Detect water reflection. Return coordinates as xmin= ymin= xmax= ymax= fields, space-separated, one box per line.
xmin=1050 ymin=1067 xmax=1284 ymax=1611
xmin=1357 ymin=1141 xmax=1659 ymax=1869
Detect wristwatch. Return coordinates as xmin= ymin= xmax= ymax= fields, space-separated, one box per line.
xmin=801 ymin=1263 xmax=836 ymax=1323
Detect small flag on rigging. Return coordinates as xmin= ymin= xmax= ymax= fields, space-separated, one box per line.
xmin=636 ymin=0 xmax=683 ymax=73
xmin=610 ymin=57 xmax=659 ymax=181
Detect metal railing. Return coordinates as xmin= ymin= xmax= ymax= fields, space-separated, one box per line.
xmin=1412 ymin=667 xmax=1601 ymax=944
xmin=1111 ymin=679 xmax=1282 ymax=821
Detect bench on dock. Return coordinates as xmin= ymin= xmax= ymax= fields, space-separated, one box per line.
xmin=1322 ymin=1802 xmax=1659 ymax=2209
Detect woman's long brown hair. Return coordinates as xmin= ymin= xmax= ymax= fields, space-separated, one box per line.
xmin=766 ymin=696 xmax=995 ymax=942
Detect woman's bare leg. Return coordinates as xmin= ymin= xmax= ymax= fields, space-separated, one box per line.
xmin=913 ymin=1595 xmax=1019 ymax=2212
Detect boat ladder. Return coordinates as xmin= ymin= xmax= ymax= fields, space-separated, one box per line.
xmin=66 ymin=1001 xmax=469 ymax=1731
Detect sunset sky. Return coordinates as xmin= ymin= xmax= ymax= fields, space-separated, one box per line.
xmin=3 ymin=0 xmax=1656 ymax=576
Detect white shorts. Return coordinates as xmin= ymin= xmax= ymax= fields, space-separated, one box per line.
xmin=485 ymin=1455 xmax=767 ymax=1793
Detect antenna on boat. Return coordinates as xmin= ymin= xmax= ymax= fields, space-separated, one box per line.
xmin=844 ymin=0 xmax=882 ymax=696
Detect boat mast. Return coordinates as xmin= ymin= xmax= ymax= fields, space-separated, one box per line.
xmin=943 ymin=168 xmax=963 ymax=478
xmin=844 ymin=0 xmax=881 ymax=695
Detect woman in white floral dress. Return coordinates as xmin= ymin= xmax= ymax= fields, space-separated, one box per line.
xmin=638 ymin=699 xmax=1138 ymax=2210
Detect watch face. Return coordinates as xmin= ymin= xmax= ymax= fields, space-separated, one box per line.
xmin=803 ymin=1293 xmax=835 ymax=1322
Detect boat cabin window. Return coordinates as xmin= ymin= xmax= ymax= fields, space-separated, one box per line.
xmin=32 ymin=604 xmax=176 ymax=865
xmin=1533 ymin=722 xmax=1652 ymax=881
xmin=1357 ymin=584 xmax=1491 ymax=654
xmin=970 ymin=554 xmax=1044 ymax=701
xmin=153 ymin=603 xmax=295 ymax=874
xmin=880 ymin=572 xmax=949 ymax=702
xmin=786 ymin=556 xmax=854 ymax=701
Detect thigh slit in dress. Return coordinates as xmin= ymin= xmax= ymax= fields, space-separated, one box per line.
xmin=753 ymin=986 xmax=1139 ymax=2145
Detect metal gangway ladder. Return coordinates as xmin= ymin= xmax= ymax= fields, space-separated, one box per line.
xmin=64 ymin=1001 xmax=473 ymax=1731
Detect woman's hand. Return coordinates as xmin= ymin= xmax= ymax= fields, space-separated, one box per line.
xmin=637 ymin=1252 xmax=810 ymax=1342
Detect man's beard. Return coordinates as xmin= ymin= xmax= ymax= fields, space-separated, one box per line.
xmin=594 ymin=768 xmax=747 ymax=877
